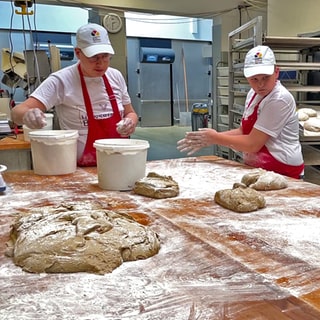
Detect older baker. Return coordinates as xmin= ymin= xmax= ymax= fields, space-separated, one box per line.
xmin=11 ymin=23 xmax=138 ymax=167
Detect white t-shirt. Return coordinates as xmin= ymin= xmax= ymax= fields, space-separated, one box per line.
xmin=31 ymin=62 xmax=131 ymax=159
xmin=242 ymin=81 xmax=303 ymax=166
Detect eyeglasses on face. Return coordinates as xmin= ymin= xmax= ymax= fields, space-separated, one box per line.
xmin=82 ymin=52 xmax=111 ymax=63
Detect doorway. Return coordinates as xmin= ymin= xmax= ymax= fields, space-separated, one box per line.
xmin=138 ymin=62 xmax=173 ymax=127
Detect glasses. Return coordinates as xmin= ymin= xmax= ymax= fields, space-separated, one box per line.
xmin=82 ymin=52 xmax=110 ymax=63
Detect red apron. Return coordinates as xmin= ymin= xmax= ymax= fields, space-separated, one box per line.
xmin=241 ymin=93 xmax=304 ymax=179
xmin=77 ymin=64 xmax=123 ymax=167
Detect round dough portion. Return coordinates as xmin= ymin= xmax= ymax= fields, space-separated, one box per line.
xmin=214 ymin=186 xmax=266 ymax=213
xmin=298 ymin=107 xmax=317 ymax=117
xmin=297 ymin=110 xmax=309 ymax=121
xmin=241 ymin=169 xmax=288 ymax=191
xmin=133 ymin=172 xmax=179 ymax=199
xmin=304 ymin=117 xmax=320 ymax=132
xmin=6 ymin=202 xmax=161 ymax=274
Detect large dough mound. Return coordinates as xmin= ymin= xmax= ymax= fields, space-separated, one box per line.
xmin=214 ymin=185 xmax=266 ymax=213
xmin=241 ymin=169 xmax=288 ymax=191
xmin=6 ymin=202 xmax=160 ymax=274
xmin=133 ymin=172 xmax=179 ymax=199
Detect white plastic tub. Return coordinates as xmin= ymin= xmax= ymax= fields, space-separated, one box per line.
xmin=0 ymin=164 xmax=7 ymax=192
xmin=23 ymin=113 xmax=54 ymax=141
xmin=94 ymin=138 xmax=150 ymax=191
xmin=29 ymin=130 xmax=79 ymax=175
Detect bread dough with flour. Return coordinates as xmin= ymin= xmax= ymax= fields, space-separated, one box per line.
xmin=241 ymin=169 xmax=288 ymax=191
xmin=298 ymin=110 xmax=309 ymax=121
xmin=214 ymin=185 xmax=266 ymax=213
xmin=304 ymin=117 xmax=320 ymax=132
xmin=298 ymin=107 xmax=317 ymax=118
xmin=133 ymin=172 xmax=179 ymax=199
xmin=6 ymin=202 xmax=160 ymax=274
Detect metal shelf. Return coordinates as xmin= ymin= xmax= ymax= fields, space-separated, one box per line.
xmin=263 ymin=36 xmax=320 ymax=50
xmin=284 ymin=85 xmax=320 ymax=92
xmin=233 ymin=62 xmax=320 ymax=70
xmin=278 ymin=62 xmax=320 ymax=70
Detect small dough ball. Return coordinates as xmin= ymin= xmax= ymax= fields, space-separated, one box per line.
xmin=214 ymin=185 xmax=266 ymax=213
xmin=298 ymin=107 xmax=317 ymax=118
xmin=241 ymin=169 xmax=266 ymax=187
xmin=297 ymin=111 xmax=309 ymax=121
xmin=304 ymin=117 xmax=320 ymax=132
xmin=241 ymin=170 xmax=288 ymax=191
xmin=251 ymin=172 xmax=287 ymax=191
xmin=133 ymin=172 xmax=179 ymax=199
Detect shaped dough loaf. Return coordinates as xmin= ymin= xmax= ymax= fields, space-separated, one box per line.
xmin=133 ymin=172 xmax=179 ymax=199
xmin=298 ymin=107 xmax=317 ymax=118
xmin=298 ymin=111 xmax=309 ymax=121
xmin=304 ymin=117 xmax=320 ymax=132
xmin=214 ymin=185 xmax=266 ymax=213
xmin=241 ymin=169 xmax=288 ymax=191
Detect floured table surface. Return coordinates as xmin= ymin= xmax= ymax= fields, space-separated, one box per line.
xmin=1 ymin=156 xmax=320 ymax=319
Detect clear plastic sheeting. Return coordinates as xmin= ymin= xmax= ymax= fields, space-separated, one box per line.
xmin=1 ymin=156 xmax=320 ymax=319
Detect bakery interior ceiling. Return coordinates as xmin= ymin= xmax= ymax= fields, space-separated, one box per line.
xmin=29 ymin=0 xmax=267 ymax=17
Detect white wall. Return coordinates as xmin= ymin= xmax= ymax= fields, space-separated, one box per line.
xmin=217 ymin=7 xmax=267 ymax=52
xmin=125 ymin=12 xmax=212 ymax=41
xmin=268 ymin=0 xmax=320 ymax=36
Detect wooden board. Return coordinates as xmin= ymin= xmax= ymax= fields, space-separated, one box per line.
xmin=1 ymin=156 xmax=320 ymax=319
xmin=0 ymin=133 xmax=30 ymax=151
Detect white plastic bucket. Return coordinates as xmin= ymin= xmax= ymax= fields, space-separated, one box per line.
xmin=29 ymin=130 xmax=79 ymax=175
xmin=94 ymin=138 xmax=150 ymax=191
xmin=23 ymin=113 xmax=54 ymax=141
xmin=0 ymin=164 xmax=7 ymax=192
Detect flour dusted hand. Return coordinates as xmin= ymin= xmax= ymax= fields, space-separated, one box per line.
xmin=22 ymin=108 xmax=47 ymax=129
xmin=177 ymin=137 xmax=203 ymax=155
xmin=177 ymin=129 xmax=214 ymax=155
xmin=116 ymin=118 xmax=135 ymax=136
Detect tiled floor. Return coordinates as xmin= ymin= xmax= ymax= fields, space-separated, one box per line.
xmin=131 ymin=124 xmax=320 ymax=185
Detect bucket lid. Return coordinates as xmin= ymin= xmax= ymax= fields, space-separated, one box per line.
xmin=29 ymin=130 xmax=79 ymax=141
xmin=94 ymin=138 xmax=149 ymax=151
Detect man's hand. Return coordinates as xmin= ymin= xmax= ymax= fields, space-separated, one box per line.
xmin=177 ymin=137 xmax=204 ymax=155
xmin=116 ymin=118 xmax=135 ymax=136
xmin=22 ymin=108 xmax=47 ymax=129
xmin=177 ymin=128 xmax=215 ymax=155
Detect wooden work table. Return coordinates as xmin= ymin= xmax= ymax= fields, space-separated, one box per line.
xmin=1 ymin=156 xmax=320 ymax=319
xmin=0 ymin=133 xmax=30 ymax=151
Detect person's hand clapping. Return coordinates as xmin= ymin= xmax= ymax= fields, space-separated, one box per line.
xmin=177 ymin=128 xmax=215 ymax=155
xmin=116 ymin=118 xmax=135 ymax=136
xmin=22 ymin=108 xmax=47 ymax=129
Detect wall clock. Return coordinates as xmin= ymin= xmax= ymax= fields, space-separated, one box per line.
xmin=103 ymin=13 xmax=123 ymax=34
